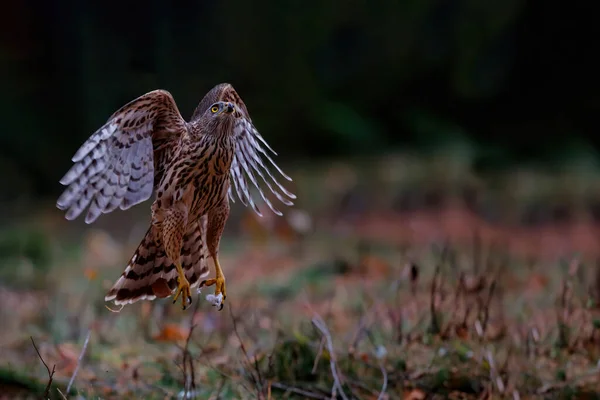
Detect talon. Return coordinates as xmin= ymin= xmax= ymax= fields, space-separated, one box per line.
xmin=201 ymin=276 xmax=227 ymax=311
xmin=173 ymin=275 xmax=192 ymax=310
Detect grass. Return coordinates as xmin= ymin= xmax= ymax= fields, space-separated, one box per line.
xmin=3 ymin=153 xmax=600 ymax=399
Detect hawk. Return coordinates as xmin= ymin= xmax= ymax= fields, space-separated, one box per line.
xmin=56 ymin=83 xmax=295 ymax=310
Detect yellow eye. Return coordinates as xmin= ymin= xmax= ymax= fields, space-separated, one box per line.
xmin=210 ymin=105 xmax=219 ymax=113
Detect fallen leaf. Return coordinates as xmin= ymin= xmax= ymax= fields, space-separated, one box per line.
xmin=403 ymin=388 xmax=425 ymax=400
xmin=455 ymin=324 xmax=469 ymax=340
xmin=152 ymin=323 xmax=188 ymax=342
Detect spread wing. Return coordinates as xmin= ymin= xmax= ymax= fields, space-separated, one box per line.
xmin=56 ymin=90 xmax=188 ymax=224
xmin=229 ymin=102 xmax=296 ymax=216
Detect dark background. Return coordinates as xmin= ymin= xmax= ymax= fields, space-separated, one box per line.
xmin=1 ymin=0 xmax=599 ymax=201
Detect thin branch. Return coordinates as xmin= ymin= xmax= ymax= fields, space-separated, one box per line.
xmin=181 ymin=292 xmax=202 ymax=399
xmin=311 ymin=314 xmax=349 ymax=400
xmin=270 ymin=382 xmax=329 ymax=400
xmin=30 ymin=336 xmax=55 ymax=399
xmin=66 ymin=329 xmax=92 ymax=394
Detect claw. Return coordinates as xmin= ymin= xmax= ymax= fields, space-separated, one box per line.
xmin=200 ymin=276 xmax=227 ymax=311
xmin=173 ymin=275 xmax=192 ymax=310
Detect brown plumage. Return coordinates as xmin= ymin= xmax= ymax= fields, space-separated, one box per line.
xmin=56 ymin=83 xmax=295 ymax=310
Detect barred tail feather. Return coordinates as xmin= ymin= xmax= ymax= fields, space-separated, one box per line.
xmin=105 ymin=217 xmax=210 ymax=305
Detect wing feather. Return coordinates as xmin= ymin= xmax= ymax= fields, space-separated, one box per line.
xmin=193 ymin=83 xmax=296 ymax=216
xmin=230 ymin=117 xmax=296 ymax=216
xmin=57 ymin=90 xmax=187 ymax=223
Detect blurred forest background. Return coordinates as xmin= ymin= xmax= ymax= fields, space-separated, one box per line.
xmin=3 ymin=1 xmax=600 ymax=398
xmin=1 ymin=0 xmax=598 ymax=202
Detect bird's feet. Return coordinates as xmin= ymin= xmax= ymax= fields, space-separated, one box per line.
xmin=200 ymin=275 xmax=227 ymax=311
xmin=173 ymin=274 xmax=192 ymax=310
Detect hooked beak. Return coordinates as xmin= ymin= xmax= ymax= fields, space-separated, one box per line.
xmin=224 ymin=102 xmax=235 ymax=114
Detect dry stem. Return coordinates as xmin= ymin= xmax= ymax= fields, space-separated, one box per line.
xmin=30 ymin=336 xmax=55 ymax=399
xmin=311 ymin=313 xmax=349 ymax=400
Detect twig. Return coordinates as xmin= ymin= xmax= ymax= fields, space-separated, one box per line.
xmin=270 ymin=382 xmax=329 ymax=400
xmin=377 ymin=359 xmax=388 ymax=400
xmin=229 ymin=304 xmax=262 ymax=398
xmin=181 ymin=293 xmax=202 ymax=399
xmin=30 ymin=336 xmax=55 ymax=399
xmin=66 ymin=329 xmax=92 ymax=394
xmin=311 ymin=314 xmax=349 ymax=400
xmin=429 ymin=264 xmax=441 ymax=334
xmin=481 ymin=278 xmax=497 ymax=336
xmin=312 ymin=337 xmax=325 ymax=374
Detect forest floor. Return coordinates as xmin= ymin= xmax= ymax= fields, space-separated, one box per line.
xmin=2 ymin=154 xmax=600 ymax=399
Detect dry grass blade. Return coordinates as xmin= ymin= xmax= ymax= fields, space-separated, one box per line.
xmin=377 ymin=359 xmax=388 ymax=400
xmin=311 ymin=313 xmax=348 ymax=400
xmin=66 ymin=329 xmax=92 ymax=394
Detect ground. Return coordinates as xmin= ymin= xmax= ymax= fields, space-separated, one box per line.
xmin=2 ymin=153 xmax=600 ymax=399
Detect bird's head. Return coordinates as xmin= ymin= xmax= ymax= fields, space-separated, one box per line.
xmin=209 ymin=101 xmax=236 ymax=117
xmin=200 ymin=101 xmax=237 ymax=134
xmin=191 ymin=83 xmax=249 ymax=122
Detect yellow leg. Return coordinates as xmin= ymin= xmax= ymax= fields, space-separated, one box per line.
xmin=172 ymin=261 xmax=192 ymax=310
xmin=200 ymin=258 xmax=227 ymax=311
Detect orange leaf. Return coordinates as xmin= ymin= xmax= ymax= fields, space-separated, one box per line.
xmin=403 ymin=389 xmax=426 ymax=400
xmin=83 ymin=267 xmax=98 ymax=281
xmin=152 ymin=323 xmax=188 ymax=342
xmin=455 ymin=324 xmax=469 ymax=340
